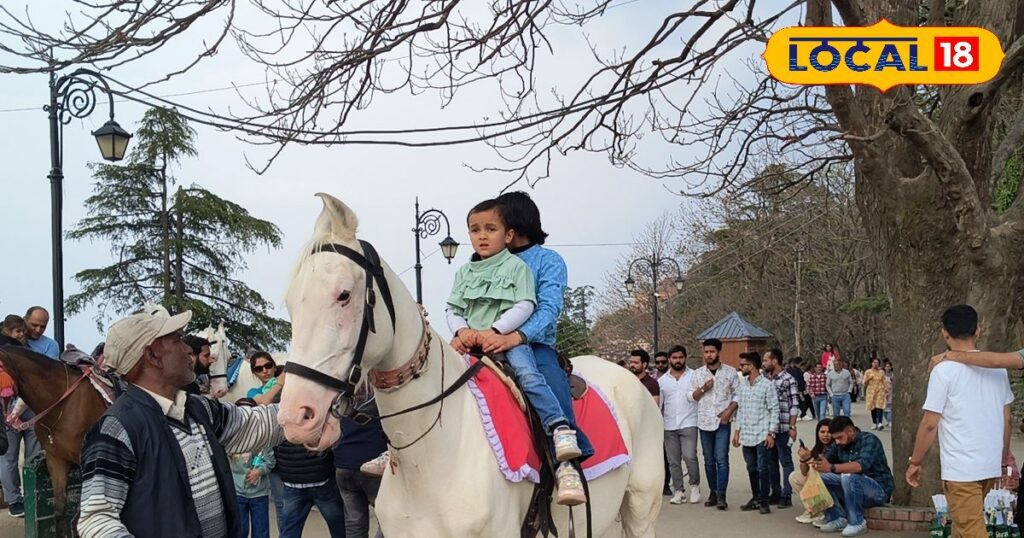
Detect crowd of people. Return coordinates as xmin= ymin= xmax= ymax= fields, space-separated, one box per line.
xmin=629 ymin=342 xmax=895 ymax=537
xmin=632 ymin=304 xmax=1022 ymax=538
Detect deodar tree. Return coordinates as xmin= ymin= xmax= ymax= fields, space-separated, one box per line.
xmin=67 ymin=107 xmax=290 ymax=351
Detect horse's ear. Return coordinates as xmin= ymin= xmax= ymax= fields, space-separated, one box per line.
xmin=314 ymin=193 xmax=359 ymax=240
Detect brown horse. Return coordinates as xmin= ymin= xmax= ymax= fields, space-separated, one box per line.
xmin=0 ymin=345 xmax=108 ymax=538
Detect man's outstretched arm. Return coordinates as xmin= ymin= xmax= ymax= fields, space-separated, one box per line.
xmin=930 ymin=350 xmax=1024 ymax=371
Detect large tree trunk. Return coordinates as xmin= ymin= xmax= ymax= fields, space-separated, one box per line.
xmin=810 ymin=0 xmax=1024 ymax=506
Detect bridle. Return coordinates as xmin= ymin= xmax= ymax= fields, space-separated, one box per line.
xmin=283 ymin=240 xmax=397 ymax=420
xmin=282 ymin=238 xmax=485 ymax=446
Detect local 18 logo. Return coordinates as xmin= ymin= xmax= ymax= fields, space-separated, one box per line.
xmin=762 ymin=20 xmax=1004 ymax=91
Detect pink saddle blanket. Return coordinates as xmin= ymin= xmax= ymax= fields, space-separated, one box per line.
xmin=465 ymin=356 xmax=630 ymax=484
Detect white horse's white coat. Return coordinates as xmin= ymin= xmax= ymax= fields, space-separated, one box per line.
xmin=278 ymin=194 xmax=663 ymax=537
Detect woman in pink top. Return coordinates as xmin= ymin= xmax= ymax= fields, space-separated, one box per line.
xmin=819 ymin=343 xmax=840 ymax=370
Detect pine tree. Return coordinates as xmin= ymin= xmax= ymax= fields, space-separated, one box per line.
xmin=67 ymin=107 xmax=290 ymax=350
xmin=556 ymin=285 xmax=594 ymax=357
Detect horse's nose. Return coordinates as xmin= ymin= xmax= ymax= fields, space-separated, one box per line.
xmin=296 ymin=405 xmax=318 ymax=427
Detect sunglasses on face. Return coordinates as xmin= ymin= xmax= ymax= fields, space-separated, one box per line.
xmin=655 ymin=361 xmax=667 ymax=365
xmin=253 ymin=363 xmax=276 ymax=373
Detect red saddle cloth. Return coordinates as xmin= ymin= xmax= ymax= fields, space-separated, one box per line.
xmin=465 ymin=356 xmax=630 ymax=484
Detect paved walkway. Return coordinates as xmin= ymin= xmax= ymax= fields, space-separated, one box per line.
xmin=0 ymin=404 xmax=1007 ymax=537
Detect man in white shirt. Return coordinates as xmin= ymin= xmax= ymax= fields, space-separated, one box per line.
xmin=659 ymin=345 xmax=701 ymax=505
xmin=689 ymin=338 xmax=740 ymax=510
xmin=907 ymin=305 xmax=1014 ymax=538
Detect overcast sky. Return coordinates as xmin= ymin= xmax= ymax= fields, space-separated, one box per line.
xmin=0 ymin=1 xmax=780 ymax=350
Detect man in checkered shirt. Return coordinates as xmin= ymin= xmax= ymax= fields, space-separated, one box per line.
xmin=762 ymin=348 xmax=801 ymax=508
xmin=732 ymin=351 xmax=779 ymax=515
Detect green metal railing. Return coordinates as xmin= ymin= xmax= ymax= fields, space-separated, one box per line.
xmin=23 ymin=454 xmax=80 ymax=538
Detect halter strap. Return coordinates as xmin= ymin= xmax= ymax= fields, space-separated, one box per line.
xmin=283 ymin=239 xmax=397 ymax=414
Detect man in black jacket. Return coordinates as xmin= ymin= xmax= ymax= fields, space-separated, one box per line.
xmin=276 ymin=440 xmax=347 ymax=537
xmin=78 ymin=307 xmax=284 ymax=538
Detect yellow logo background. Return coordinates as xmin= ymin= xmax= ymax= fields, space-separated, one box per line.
xmin=762 ymin=20 xmax=1004 ymax=91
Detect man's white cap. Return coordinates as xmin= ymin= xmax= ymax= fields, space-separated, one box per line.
xmin=104 ymin=307 xmax=192 ymax=376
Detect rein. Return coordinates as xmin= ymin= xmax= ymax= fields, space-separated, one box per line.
xmin=15 ymin=366 xmax=91 ymax=434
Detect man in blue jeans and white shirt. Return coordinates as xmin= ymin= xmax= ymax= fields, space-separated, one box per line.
xmin=812 ymin=416 xmax=894 ymax=536
xmin=688 ymin=338 xmax=740 ymax=510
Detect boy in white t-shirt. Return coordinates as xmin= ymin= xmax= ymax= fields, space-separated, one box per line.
xmin=907 ymin=305 xmax=1014 ymax=538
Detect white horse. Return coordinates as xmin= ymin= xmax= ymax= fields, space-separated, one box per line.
xmin=277 ymin=193 xmax=663 ymax=537
xmin=191 ymin=323 xmax=229 ymax=398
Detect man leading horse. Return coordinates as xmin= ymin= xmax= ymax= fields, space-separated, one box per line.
xmin=77 ymin=308 xmax=284 ymax=537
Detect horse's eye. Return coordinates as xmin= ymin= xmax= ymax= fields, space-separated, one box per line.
xmin=337 ymin=291 xmax=351 ymax=304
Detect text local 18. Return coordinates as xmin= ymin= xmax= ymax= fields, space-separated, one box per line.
xmin=788 ymin=37 xmax=977 ymax=73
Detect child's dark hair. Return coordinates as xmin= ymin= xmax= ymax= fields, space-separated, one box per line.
xmin=495 ymin=191 xmax=548 ymax=244
xmin=467 ymin=199 xmax=506 ymax=226
xmin=2 ymin=315 xmax=26 ymax=332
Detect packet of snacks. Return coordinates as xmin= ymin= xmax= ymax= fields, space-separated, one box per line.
xmin=985 ymin=488 xmax=1018 ymax=538
xmin=931 ymin=495 xmax=950 ymax=538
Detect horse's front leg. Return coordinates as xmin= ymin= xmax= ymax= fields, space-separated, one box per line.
xmin=45 ymin=454 xmax=71 ymax=538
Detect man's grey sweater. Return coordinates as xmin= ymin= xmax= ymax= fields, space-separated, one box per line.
xmin=826 ymin=368 xmax=853 ymax=395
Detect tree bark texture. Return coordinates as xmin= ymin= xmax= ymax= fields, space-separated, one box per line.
xmin=811 ymin=0 xmax=1024 ymax=505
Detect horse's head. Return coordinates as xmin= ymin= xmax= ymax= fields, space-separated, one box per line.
xmin=207 ymin=322 xmax=229 ymax=398
xmin=280 ymin=193 xmax=411 ymax=450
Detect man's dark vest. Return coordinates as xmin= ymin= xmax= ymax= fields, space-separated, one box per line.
xmin=106 ymin=385 xmax=240 ymax=537
xmin=275 ymin=441 xmax=334 ymax=485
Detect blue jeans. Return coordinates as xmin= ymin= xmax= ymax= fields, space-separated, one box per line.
xmin=832 ymin=393 xmax=851 ymax=417
xmin=699 ymin=423 xmax=731 ymax=498
xmin=742 ymin=443 xmax=771 ymax=503
xmin=335 ymin=468 xmax=381 ymax=538
xmin=505 ymin=344 xmax=569 ymax=434
xmin=237 ymin=495 xmax=270 ymax=538
xmin=813 ymin=395 xmax=829 ymax=421
xmin=0 ymin=408 xmax=41 ymax=504
xmin=767 ymin=434 xmax=794 ymax=499
xmin=821 ymin=473 xmax=888 ymax=526
xmin=531 ymin=344 xmax=594 ymax=459
xmin=279 ymin=483 xmax=347 ymax=538
xmin=269 ymin=471 xmax=284 ymax=532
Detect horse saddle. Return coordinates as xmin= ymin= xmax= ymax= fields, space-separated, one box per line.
xmin=78 ymin=365 xmax=126 ymax=406
xmin=568 ymin=374 xmax=588 ymax=400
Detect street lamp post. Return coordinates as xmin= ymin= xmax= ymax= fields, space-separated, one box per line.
xmin=413 ymin=198 xmax=459 ymax=304
xmin=47 ymin=68 xmax=133 ymax=350
xmin=624 ymin=254 xmax=685 ymax=353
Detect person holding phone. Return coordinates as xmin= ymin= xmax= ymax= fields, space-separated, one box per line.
xmin=791 ymin=418 xmax=833 ymax=525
